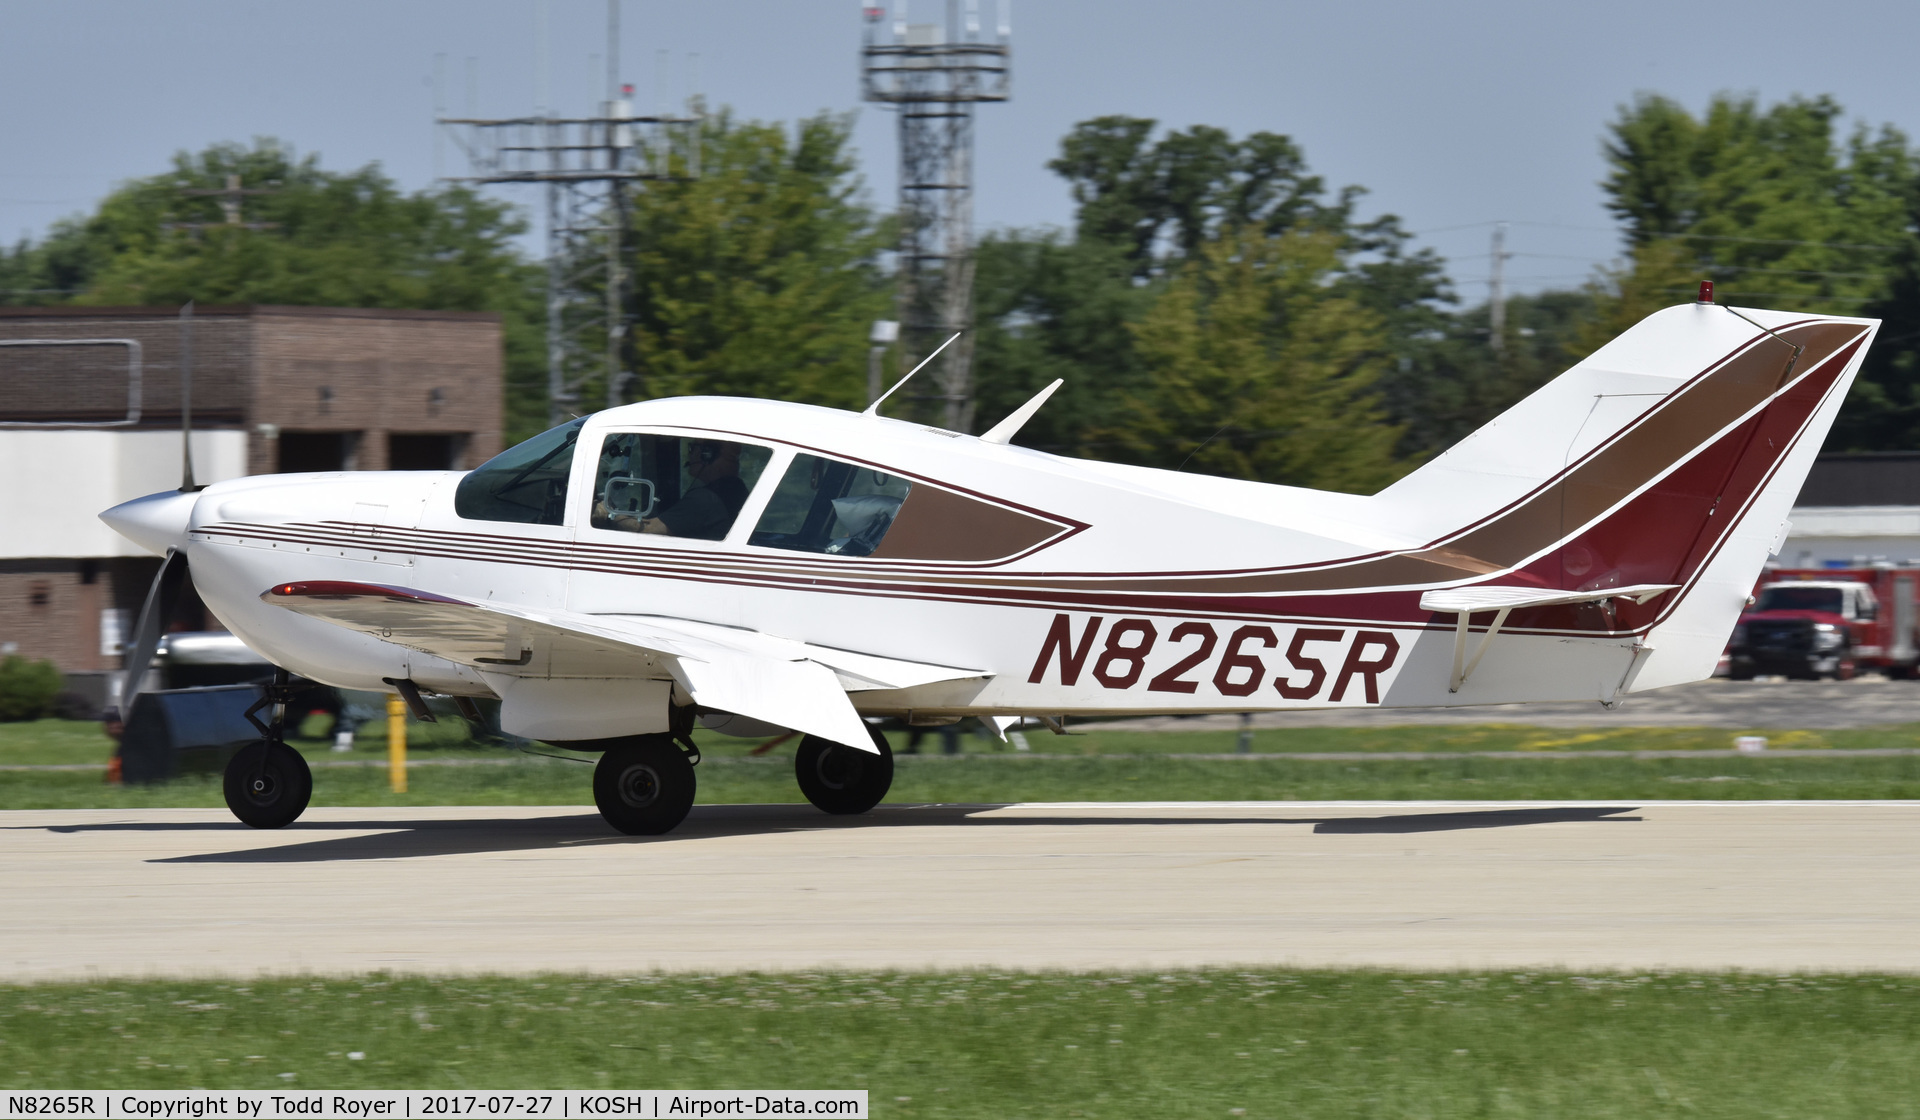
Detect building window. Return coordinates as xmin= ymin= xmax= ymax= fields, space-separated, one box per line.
xmin=29 ymin=582 xmax=51 ymax=608
xmin=389 ymin=433 xmax=462 ymax=471
xmin=277 ymin=431 xmax=358 ymax=473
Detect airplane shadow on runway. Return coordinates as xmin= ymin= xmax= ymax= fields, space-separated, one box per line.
xmin=26 ymin=803 xmax=1641 ymax=863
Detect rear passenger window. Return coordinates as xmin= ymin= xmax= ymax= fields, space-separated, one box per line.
xmin=750 ymin=454 xmax=911 ymax=556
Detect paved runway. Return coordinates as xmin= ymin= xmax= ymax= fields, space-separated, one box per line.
xmin=7 ymin=801 xmax=1920 ymax=979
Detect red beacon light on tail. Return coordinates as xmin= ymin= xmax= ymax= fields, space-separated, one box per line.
xmin=1697 ymin=280 xmax=1715 ymax=304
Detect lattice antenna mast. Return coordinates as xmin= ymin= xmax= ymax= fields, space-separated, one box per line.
xmin=862 ymin=0 xmax=1010 ymax=433
xmin=441 ymin=0 xmax=700 ymax=426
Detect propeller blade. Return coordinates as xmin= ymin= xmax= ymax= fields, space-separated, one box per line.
xmin=119 ymin=549 xmax=191 ymax=708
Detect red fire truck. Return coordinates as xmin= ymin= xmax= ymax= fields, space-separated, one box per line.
xmin=1728 ymin=567 xmax=1920 ymax=680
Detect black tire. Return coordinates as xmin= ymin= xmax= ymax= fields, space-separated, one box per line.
xmin=592 ymin=735 xmax=696 ymax=835
xmin=222 ymin=740 xmax=314 ymax=829
xmin=1728 ymin=666 xmax=1756 ymax=681
xmin=795 ymin=725 xmax=894 ymax=815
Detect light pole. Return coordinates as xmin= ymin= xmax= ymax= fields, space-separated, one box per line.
xmin=868 ymin=319 xmax=899 ymax=407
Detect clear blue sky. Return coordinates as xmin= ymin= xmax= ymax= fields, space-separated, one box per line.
xmin=4 ymin=0 xmax=1917 ymax=301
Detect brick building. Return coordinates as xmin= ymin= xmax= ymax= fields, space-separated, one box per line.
xmin=0 ymin=305 xmax=504 ymax=681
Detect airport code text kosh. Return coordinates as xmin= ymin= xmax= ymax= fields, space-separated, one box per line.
xmin=4 ymin=1094 xmax=866 ymax=1119
xmin=1028 ymin=613 xmax=1404 ymax=703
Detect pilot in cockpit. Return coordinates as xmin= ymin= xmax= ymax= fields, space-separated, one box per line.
xmin=594 ymin=439 xmax=747 ymax=540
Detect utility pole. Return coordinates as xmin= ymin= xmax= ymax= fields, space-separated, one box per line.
xmin=441 ymin=0 xmax=699 ymax=425
xmin=164 ymin=175 xmax=279 ymax=237
xmin=862 ymin=0 xmax=1010 ymax=433
xmin=604 ymin=0 xmax=627 ymax=410
xmin=1488 ymin=221 xmax=1510 ymax=354
xmin=433 ymin=54 xmax=447 ymax=182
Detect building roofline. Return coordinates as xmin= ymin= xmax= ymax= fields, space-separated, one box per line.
xmin=0 ymin=304 xmax=501 ymax=323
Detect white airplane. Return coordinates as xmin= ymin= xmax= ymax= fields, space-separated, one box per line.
xmin=101 ymin=290 xmax=1877 ymax=834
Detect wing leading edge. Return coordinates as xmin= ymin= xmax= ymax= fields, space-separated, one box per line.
xmin=260 ymin=580 xmax=986 ymax=752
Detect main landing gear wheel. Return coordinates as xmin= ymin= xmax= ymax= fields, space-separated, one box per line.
xmin=795 ymin=725 xmax=893 ymax=816
xmin=223 ymin=740 xmax=314 ymax=829
xmin=593 ymin=735 xmax=697 ymax=835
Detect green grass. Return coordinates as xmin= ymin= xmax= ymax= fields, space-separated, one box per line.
xmin=0 ymin=715 xmax=489 ymax=768
xmin=8 ymin=751 xmax=1920 ymax=810
xmin=10 ymin=718 xmax=1920 ymax=770
xmin=4 ymin=970 xmax=1919 ymax=1117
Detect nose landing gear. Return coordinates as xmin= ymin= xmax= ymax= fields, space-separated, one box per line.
xmin=223 ymin=670 xmax=315 ymax=829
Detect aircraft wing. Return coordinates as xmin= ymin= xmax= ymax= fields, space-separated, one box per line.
xmin=260 ymin=580 xmax=986 ymax=751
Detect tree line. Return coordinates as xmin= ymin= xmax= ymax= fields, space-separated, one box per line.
xmin=5 ymin=92 xmax=1918 ymax=489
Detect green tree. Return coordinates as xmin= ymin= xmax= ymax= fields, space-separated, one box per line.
xmin=0 ymin=139 xmax=548 ymax=437
xmin=1603 ymin=93 xmax=1913 ymax=312
xmin=975 ymin=116 xmax=1448 ymax=470
xmin=1100 ymin=229 xmax=1404 ymax=492
xmin=1393 ymin=287 xmax=1601 ymax=460
xmin=970 ymin=231 xmax=1153 ymax=454
xmin=1599 ymin=93 xmax=1920 ymax=450
xmin=622 ymin=111 xmax=891 ymax=410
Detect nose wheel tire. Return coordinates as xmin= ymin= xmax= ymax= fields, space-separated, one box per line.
xmin=222 ymin=740 xmax=314 ymax=829
xmin=593 ymin=735 xmax=697 ymax=835
xmin=795 ymin=726 xmax=894 ymax=815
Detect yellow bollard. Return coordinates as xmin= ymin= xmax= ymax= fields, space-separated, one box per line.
xmin=386 ymin=693 xmax=408 ymax=793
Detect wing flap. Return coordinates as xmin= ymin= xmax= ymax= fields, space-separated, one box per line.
xmin=673 ymin=655 xmax=875 ymax=754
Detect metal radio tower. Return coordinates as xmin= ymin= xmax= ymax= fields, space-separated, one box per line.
xmin=862 ymin=1 xmax=1010 ymax=433
xmin=441 ymin=1 xmax=699 ymax=426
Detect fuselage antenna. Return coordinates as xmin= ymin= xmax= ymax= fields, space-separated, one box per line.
xmin=1702 ymin=280 xmax=1805 ymax=385
xmin=863 ymin=332 xmax=960 ymax=418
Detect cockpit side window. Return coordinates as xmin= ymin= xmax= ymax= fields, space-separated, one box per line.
xmin=750 ymin=454 xmax=912 ymax=556
xmin=589 ymin=433 xmax=772 ymax=541
xmin=453 ymin=418 xmax=586 ymax=526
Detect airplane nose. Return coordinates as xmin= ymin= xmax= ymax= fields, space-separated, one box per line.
xmin=100 ymin=490 xmax=200 ymax=556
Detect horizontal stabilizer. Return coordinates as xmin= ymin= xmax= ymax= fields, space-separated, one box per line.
xmin=1419 ymin=583 xmax=1678 ymax=614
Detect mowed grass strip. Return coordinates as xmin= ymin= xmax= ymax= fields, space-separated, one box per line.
xmin=3 ymin=971 xmax=1918 ymax=1118
xmin=11 ymin=719 xmax=1920 ymax=770
xmin=10 ymin=751 xmax=1920 ymax=809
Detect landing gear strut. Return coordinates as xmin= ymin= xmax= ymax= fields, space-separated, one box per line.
xmin=224 ymin=670 xmax=315 ymax=829
xmin=795 ymin=724 xmax=893 ymax=815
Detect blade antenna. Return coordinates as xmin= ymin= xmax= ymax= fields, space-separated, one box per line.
xmin=863 ymin=332 xmax=960 ymax=418
xmin=179 ymin=300 xmax=201 ymax=492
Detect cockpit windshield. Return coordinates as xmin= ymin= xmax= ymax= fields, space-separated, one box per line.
xmin=454 ymin=418 xmax=586 ymax=525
